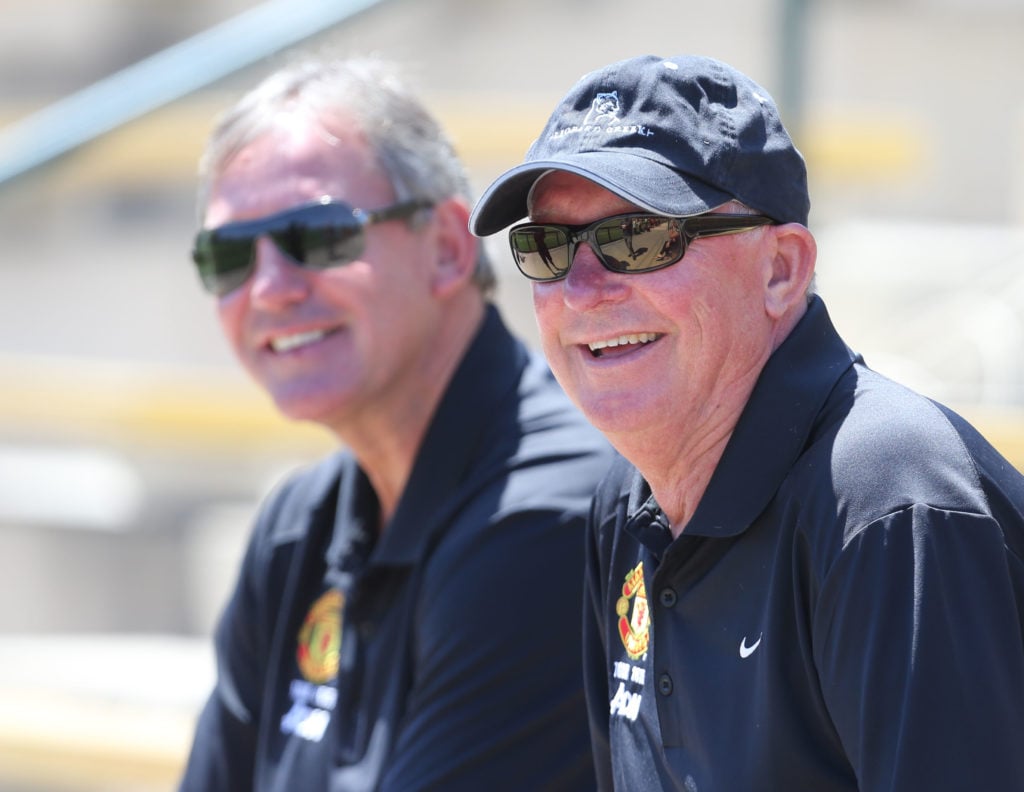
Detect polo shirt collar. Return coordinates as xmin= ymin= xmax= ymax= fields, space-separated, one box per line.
xmin=628 ymin=296 xmax=858 ymax=543
xmin=343 ymin=304 xmax=526 ymax=568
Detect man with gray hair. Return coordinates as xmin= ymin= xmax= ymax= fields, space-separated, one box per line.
xmin=471 ymin=53 xmax=1024 ymax=790
xmin=179 ymin=55 xmax=612 ymax=790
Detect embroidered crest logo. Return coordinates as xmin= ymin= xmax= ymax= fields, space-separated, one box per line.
xmin=296 ymin=588 xmax=343 ymax=684
xmin=616 ymin=561 xmax=650 ymax=659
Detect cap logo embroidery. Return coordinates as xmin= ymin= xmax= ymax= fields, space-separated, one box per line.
xmin=550 ymin=91 xmax=655 ymax=141
xmin=583 ymin=91 xmax=621 ymax=125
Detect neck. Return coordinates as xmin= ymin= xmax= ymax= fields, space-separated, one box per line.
xmin=622 ymin=304 xmax=809 ymax=536
xmin=608 ymin=358 xmax=767 ymax=537
xmin=615 ymin=412 xmax=736 ymax=538
xmin=332 ymin=293 xmax=486 ymax=528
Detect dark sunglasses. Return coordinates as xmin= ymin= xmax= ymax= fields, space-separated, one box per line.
xmin=507 ymin=212 xmax=776 ymax=282
xmin=192 ymin=196 xmax=433 ymax=296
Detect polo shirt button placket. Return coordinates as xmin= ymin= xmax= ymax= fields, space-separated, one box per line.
xmin=656 ymin=588 xmax=676 ymax=698
xmin=659 ymin=587 xmax=677 ymax=608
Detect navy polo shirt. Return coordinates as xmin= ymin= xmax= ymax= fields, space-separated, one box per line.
xmin=180 ymin=305 xmax=615 ymax=791
xmin=584 ymin=297 xmax=1024 ymax=791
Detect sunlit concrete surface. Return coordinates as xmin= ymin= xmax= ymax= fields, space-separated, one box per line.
xmin=0 ymin=634 xmax=211 ymax=792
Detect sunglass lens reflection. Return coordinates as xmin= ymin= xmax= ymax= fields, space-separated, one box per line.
xmin=512 ymin=228 xmax=569 ymax=279
xmin=608 ymin=217 xmax=683 ymax=272
xmin=287 ymin=218 xmax=364 ymax=270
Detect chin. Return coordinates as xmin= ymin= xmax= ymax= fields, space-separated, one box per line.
xmin=575 ymin=399 xmax=637 ymax=434
xmin=577 ymin=388 xmax=661 ymax=435
xmin=270 ymin=390 xmax=346 ymax=427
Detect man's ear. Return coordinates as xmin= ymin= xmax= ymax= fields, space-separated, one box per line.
xmin=429 ymin=197 xmax=479 ymax=299
xmin=764 ymin=223 xmax=817 ymax=319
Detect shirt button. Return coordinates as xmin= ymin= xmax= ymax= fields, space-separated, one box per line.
xmin=659 ymin=588 xmax=677 ymax=608
xmin=658 ymin=673 xmax=673 ymax=696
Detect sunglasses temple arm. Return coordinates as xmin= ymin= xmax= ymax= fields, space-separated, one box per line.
xmin=362 ymin=198 xmax=435 ymax=224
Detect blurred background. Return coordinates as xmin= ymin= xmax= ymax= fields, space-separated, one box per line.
xmin=1 ymin=0 xmax=1022 ymax=788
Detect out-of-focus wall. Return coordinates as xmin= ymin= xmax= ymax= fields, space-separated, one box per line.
xmin=0 ymin=0 xmax=1022 ymax=788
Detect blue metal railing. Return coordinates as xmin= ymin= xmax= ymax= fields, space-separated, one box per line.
xmin=0 ymin=0 xmax=390 ymax=188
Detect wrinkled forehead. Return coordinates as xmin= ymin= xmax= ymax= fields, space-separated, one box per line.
xmin=204 ymin=122 xmax=393 ymax=227
xmin=525 ymin=169 xmax=648 ymax=223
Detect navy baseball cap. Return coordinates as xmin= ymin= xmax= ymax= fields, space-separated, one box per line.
xmin=470 ymin=54 xmax=809 ymax=236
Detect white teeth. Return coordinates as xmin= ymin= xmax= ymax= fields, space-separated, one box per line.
xmin=271 ymin=330 xmax=326 ymax=353
xmin=588 ymin=332 xmax=657 ymax=352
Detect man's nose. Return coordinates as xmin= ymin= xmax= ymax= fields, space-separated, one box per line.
xmin=561 ymin=241 xmax=629 ymax=310
xmin=247 ymin=236 xmax=310 ymax=307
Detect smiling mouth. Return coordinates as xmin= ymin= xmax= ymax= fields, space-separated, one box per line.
xmin=587 ymin=332 xmax=658 ymax=358
xmin=269 ymin=329 xmax=331 ymax=354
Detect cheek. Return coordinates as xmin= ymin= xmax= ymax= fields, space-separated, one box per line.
xmin=531 ymin=287 xmax=576 ymax=381
xmin=216 ymin=295 xmax=247 ymax=353
xmin=531 ymin=283 xmax=561 ymax=335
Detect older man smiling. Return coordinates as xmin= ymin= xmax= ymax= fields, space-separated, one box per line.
xmin=472 ymin=53 xmax=1024 ymax=792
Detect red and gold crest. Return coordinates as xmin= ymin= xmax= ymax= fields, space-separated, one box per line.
xmin=296 ymin=588 xmax=343 ymax=684
xmin=615 ymin=561 xmax=650 ymax=659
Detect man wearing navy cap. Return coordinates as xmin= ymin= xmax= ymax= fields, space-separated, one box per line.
xmin=471 ymin=54 xmax=1024 ymax=790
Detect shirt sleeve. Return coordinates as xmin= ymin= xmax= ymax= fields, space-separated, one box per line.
xmin=583 ymin=504 xmax=615 ymax=791
xmin=176 ymin=472 xmax=309 ymax=792
xmin=177 ymin=530 xmax=266 ymax=792
xmin=377 ymin=508 xmax=596 ymax=791
xmin=813 ymin=503 xmax=1024 ymax=791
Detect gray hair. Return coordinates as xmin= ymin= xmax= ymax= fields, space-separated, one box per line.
xmin=196 ymin=55 xmax=496 ymax=296
xmin=716 ymin=200 xmax=816 ymax=298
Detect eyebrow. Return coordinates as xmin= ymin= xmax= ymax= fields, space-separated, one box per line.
xmin=527 ymin=200 xmax=645 ymax=224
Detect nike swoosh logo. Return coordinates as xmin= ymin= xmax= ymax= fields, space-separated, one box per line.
xmin=739 ymin=633 xmax=763 ymax=659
